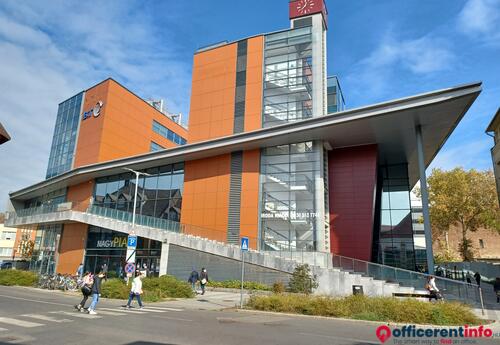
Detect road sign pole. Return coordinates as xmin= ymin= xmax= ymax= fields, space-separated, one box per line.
xmin=240 ymin=249 xmax=245 ymax=309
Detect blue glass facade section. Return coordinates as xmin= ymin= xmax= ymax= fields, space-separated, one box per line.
xmin=150 ymin=141 xmax=165 ymax=152
xmin=327 ymin=76 xmax=345 ymax=114
xmin=152 ymin=120 xmax=186 ymax=145
xmin=46 ymin=92 xmax=84 ymax=179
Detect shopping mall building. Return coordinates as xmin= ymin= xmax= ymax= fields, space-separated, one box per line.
xmin=5 ymin=0 xmax=481 ymax=281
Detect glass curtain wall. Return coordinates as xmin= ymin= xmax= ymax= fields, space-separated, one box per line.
xmin=377 ymin=164 xmax=417 ymax=270
xmin=327 ymin=76 xmax=345 ymax=114
xmin=94 ymin=163 xmax=184 ymax=222
xmin=29 ymin=224 xmax=62 ymax=275
xmin=260 ymin=142 xmax=319 ymax=251
xmin=263 ymin=27 xmax=313 ymax=127
xmin=46 ymin=92 xmax=84 ymax=178
xmin=84 ymin=226 xmax=161 ymax=277
xmin=24 ymin=188 xmax=66 ymax=209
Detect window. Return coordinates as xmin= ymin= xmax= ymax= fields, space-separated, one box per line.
xmin=479 ymin=239 xmax=485 ymax=249
xmin=152 ymin=121 xmax=186 ymax=145
xmin=150 ymin=141 xmax=165 ymax=152
xmin=0 ymin=247 xmax=13 ymax=256
xmin=1 ymin=231 xmax=16 ymax=241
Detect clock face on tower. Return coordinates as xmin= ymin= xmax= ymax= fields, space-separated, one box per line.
xmin=296 ymin=0 xmax=315 ymax=15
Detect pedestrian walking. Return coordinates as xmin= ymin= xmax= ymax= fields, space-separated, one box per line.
xmin=188 ymin=268 xmax=199 ymax=293
xmin=474 ymin=272 xmax=481 ymax=287
xmin=494 ymin=277 xmax=500 ymax=303
xmin=125 ymin=271 xmax=144 ymax=309
xmin=466 ymin=272 xmax=472 ymax=284
xmin=425 ymin=275 xmax=443 ymax=301
xmin=199 ymin=268 xmax=209 ymax=295
xmin=102 ymin=263 xmax=108 ymax=282
xmin=88 ymin=271 xmax=105 ymax=315
xmin=76 ymin=263 xmax=84 ymax=279
xmin=75 ymin=272 xmax=93 ymax=312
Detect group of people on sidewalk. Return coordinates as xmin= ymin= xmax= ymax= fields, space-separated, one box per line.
xmin=188 ymin=268 xmax=209 ymax=295
xmin=75 ymin=271 xmax=105 ymax=314
xmin=74 ymin=268 xmax=145 ymax=315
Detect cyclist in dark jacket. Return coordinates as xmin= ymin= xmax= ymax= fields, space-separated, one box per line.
xmin=88 ymin=272 xmax=105 ymax=315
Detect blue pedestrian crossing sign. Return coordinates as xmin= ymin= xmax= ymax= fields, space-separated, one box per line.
xmin=127 ymin=235 xmax=137 ymax=248
xmin=241 ymin=237 xmax=249 ymax=251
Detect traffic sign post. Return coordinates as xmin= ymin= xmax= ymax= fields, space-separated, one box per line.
xmin=240 ymin=237 xmax=249 ymax=308
xmin=124 ymin=262 xmax=136 ymax=274
xmin=126 ymin=235 xmax=137 ymax=264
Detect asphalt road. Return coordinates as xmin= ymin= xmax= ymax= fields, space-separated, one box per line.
xmin=0 ymin=286 xmax=497 ymax=345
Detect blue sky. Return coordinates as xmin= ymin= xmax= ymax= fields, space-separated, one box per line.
xmin=0 ymin=0 xmax=499 ymax=210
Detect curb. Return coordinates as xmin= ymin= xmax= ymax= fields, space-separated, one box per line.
xmin=235 ymin=308 xmax=498 ymax=328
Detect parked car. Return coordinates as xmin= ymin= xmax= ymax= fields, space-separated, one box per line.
xmin=0 ymin=261 xmax=13 ymax=270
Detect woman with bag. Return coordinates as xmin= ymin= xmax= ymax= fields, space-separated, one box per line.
xmin=199 ymin=268 xmax=209 ymax=295
xmin=75 ymin=272 xmax=93 ymax=312
xmin=125 ymin=271 xmax=144 ymax=309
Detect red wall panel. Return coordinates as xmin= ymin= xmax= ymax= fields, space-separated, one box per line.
xmin=329 ymin=145 xmax=378 ymax=261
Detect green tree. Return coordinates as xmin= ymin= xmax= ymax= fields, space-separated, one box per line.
xmin=418 ymin=168 xmax=500 ymax=261
xmin=288 ymin=264 xmax=318 ymax=294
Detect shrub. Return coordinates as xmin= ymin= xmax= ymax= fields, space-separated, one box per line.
xmin=207 ymin=280 xmax=270 ymax=291
xmin=272 ymin=281 xmax=285 ymax=294
xmin=101 ymin=279 xmax=129 ymax=299
xmin=288 ymin=264 xmax=318 ymax=294
xmin=101 ymin=275 xmax=194 ymax=301
xmin=142 ymin=275 xmax=194 ymax=299
xmin=246 ymin=294 xmax=481 ymax=326
xmin=0 ymin=270 xmax=38 ymax=286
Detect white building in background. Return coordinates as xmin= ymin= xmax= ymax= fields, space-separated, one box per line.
xmin=0 ymin=220 xmax=17 ymax=261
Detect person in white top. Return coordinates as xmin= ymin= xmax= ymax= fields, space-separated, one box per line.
xmin=426 ymin=276 xmax=443 ymax=301
xmin=125 ymin=271 xmax=144 ymax=309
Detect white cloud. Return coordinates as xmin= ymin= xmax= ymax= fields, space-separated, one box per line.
xmin=458 ymin=0 xmax=500 ymax=44
xmin=344 ymin=33 xmax=454 ymax=101
xmin=428 ymin=138 xmax=493 ymax=171
xmin=0 ymin=1 xmax=193 ymax=209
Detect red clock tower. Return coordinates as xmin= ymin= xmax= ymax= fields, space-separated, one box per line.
xmin=289 ymin=0 xmax=328 ymax=27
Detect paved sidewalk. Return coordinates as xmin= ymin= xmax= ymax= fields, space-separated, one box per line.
xmin=155 ymin=290 xmax=251 ymax=310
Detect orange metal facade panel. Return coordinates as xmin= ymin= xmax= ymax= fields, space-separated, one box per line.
xmin=188 ymin=44 xmax=237 ymax=143
xmin=73 ymin=81 xmax=109 ymax=168
xmin=245 ymin=36 xmax=264 ymax=132
xmin=67 ymin=180 xmax=95 ymax=211
xmin=74 ymin=79 xmax=187 ymax=168
xmin=56 ymin=223 xmax=87 ymax=274
xmin=239 ymin=150 xmax=260 ymax=246
xmin=181 ymin=154 xmax=231 ymax=239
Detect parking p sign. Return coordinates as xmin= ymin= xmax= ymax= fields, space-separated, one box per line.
xmin=127 ymin=235 xmax=137 ymax=248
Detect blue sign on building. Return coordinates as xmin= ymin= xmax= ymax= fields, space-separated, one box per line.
xmin=127 ymin=235 xmax=137 ymax=248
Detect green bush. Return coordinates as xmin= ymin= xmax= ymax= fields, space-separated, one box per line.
xmin=207 ymin=280 xmax=270 ymax=291
xmin=101 ymin=275 xmax=195 ymax=301
xmin=288 ymin=264 xmax=318 ymax=294
xmin=246 ymin=294 xmax=481 ymax=326
xmin=272 ymin=281 xmax=285 ymax=294
xmin=0 ymin=270 xmax=38 ymax=286
xmin=142 ymin=275 xmax=194 ymax=299
xmin=101 ymin=279 xmax=129 ymax=299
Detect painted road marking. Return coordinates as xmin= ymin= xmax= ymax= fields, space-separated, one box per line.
xmin=21 ymin=314 xmax=73 ymax=323
xmin=91 ymin=310 xmax=128 ymax=316
xmin=51 ymin=311 xmax=102 ymax=319
xmin=0 ymin=317 xmax=44 ymax=328
xmin=121 ymin=307 xmax=166 ymax=313
xmin=0 ymin=327 xmax=7 ymax=331
xmin=100 ymin=308 xmax=147 ymax=315
xmin=143 ymin=306 xmax=183 ymax=312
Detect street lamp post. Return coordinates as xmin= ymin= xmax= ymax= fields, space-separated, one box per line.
xmin=123 ymin=168 xmax=152 ymax=230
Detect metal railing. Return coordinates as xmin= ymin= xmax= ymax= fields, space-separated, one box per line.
xmin=332 ymin=253 xmax=482 ymax=306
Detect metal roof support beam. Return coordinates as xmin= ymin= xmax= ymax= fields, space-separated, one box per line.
xmin=416 ymin=125 xmax=435 ymax=275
